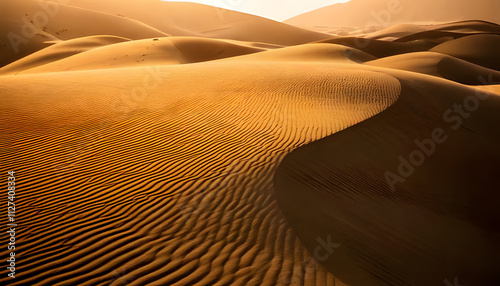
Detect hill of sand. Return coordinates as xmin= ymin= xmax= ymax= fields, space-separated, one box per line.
xmin=366 ymin=51 xmax=500 ymax=84
xmin=315 ymin=37 xmax=437 ymax=58
xmin=430 ymin=34 xmax=500 ymax=70
xmin=274 ymin=68 xmax=500 ymax=285
xmin=1 ymin=1 xmax=500 ymax=285
xmin=0 ymin=57 xmax=400 ymax=286
xmin=0 ymin=35 xmax=131 ymax=75
xmin=285 ymin=0 xmax=500 ymax=29
xmin=0 ymin=0 xmax=168 ymax=67
xmin=45 ymin=0 xmax=332 ymax=46
xmin=217 ymin=43 xmax=376 ymax=64
xmin=0 ymin=37 xmax=273 ymax=74
xmin=364 ymin=23 xmax=427 ymax=40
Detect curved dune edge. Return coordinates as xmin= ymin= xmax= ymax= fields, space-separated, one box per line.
xmin=274 ymin=70 xmax=500 ymax=286
xmin=0 ymin=61 xmax=400 ymax=285
xmin=430 ymin=34 xmax=500 ymax=71
xmin=366 ymin=51 xmax=500 ymax=85
xmin=0 ymin=35 xmax=132 ymax=75
xmin=218 ymin=43 xmax=376 ymax=64
xmin=2 ymin=37 xmax=272 ymax=74
xmin=314 ymin=37 xmax=437 ymax=59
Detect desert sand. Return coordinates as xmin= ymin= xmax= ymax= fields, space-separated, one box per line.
xmin=1 ymin=0 xmax=500 ymax=285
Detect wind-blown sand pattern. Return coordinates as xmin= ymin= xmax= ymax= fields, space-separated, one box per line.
xmin=1 ymin=0 xmax=500 ymax=285
xmin=1 ymin=62 xmax=400 ymax=286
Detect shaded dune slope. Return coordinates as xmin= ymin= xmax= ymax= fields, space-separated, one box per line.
xmin=0 ymin=0 xmax=168 ymax=67
xmin=0 ymin=57 xmax=400 ymax=285
xmin=274 ymin=69 xmax=500 ymax=285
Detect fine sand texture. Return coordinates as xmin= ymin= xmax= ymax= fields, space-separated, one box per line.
xmin=1 ymin=1 xmax=500 ymax=285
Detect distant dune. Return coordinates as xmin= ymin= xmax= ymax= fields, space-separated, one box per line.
xmin=1 ymin=1 xmax=500 ymax=285
xmin=0 ymin=37 xmax=272 ymax=74
xmin=45 ymin=0 xmax=333 ymax=45
xmin=366 ymin=52 xmax=500 ymax=84
xmin=0 ymin=0 xmax=168 ymax=67
xmin=0 ymin=35 xmax=131 ymax=75
xmin=286 ymin=0 xmax=500 ymax=31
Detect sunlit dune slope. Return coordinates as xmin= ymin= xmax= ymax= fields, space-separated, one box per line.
xmin=0 ymin=35 xmax=130 ymax=75
xmin=1 ymin=37 xmax=271 ymax=74
xmin=0 ymin=51 xmax=400 ymax=285
xmin=274 ymin=69 xmax=500 ymax=286
xmin=1 ymin=7 xmax=500 ymax=286
xmin=45 ymin=0 xmax=332 ymax=46
xmin=285 ymin=0 xmax=500 ymax=29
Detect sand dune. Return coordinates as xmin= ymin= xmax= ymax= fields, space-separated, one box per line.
xmin=285 ymin=0 xmax=500 ymax=29
xmin=315 ymin=37 xmax=437 ymax=58
xmin=2 ymin=37 xmax=271 ymax=74
xmin=0 ymin=50 xmax=400 ymax=285
xmin=0 ymin=35 xmax=130 ymax=75
xmin=0 ymin=0 xmax=168 ymax=67
xmin=2 ymin=1 xmax=500 ymax=285
xmin=366 ymin=51 xmax=500 ymax=84
xmin=219 ymin=43 xmax=376 ymax=64
xmin=274 ymin=68 xmax=500 ymax=286
xmin=45 ymin=0 xmax=332 ymax=46
xmin=431 ymin=20 xmax=500 ymax=33
xmin=430 ymin=34 xmax=500 ymax=70
xmin=365 ymin=23 xmax=427 ymax=40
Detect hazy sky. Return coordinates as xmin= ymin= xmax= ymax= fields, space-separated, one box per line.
xmin=161 ymin=0 xmax=350 ymax=21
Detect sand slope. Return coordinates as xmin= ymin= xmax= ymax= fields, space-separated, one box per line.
xmin=1 ymin=37 xmax=271 ymax=74
xmin=218 ymin=43 xmax=376 ymax=64
xmin=0 ymin=0 xmax=168 ymax=67
xmin=366 ymin=51 xmax=500 ymax=84
xmin=45 ymin=0 xmax=332 ymax=46
xmin=0 ymin=35 xmax=130 ymax=75
xmin=1 ymin=2 xmax=500 ymax=285
xmin=430 ymin=34 xmax=500 ymax=70
xmin=315 ymin=37 xmax=437 ymax=58
xmin=274 ymin=68 xmax=500 ymax=286
xmin=0 ymin=47 xmax=400 ymax=285
xmin=285 ymin=0 xmax=500 ymax=29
